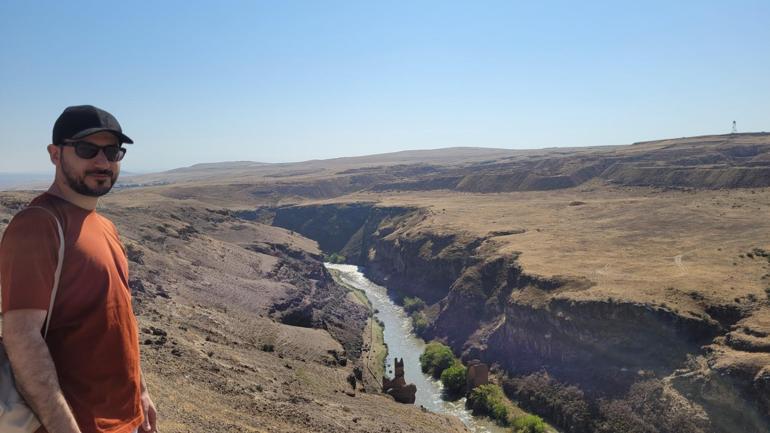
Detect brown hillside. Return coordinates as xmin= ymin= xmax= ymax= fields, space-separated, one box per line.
xmin=0 ymin=192 xmax=469 ymax=433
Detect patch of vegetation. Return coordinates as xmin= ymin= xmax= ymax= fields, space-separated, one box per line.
xmin=371 ymin=319 xmax=387 ymax=378
xmin=440 ymin=362 xmax=467 ymax=397
xmin=402 ymin=296 xmax=426 ymax=313
xmin=512 ymin=415 xmax=546 ymax=433
xmin=324 ymin=252 xmax=346 ymax=263
xmin=419 ymin=341 xmax=455 ymax=379
xmin=411 ymin=311 xmax=429 ymax=335
xmin=503 ymin=372 xmax=591 ymax=433
xmin=466 ymin=384 xmax=509 ymax=425
xmin=596 ymin=380 xmax=707 ymax=433
xmin=348 ymin=286 xmax=371 ymax=308
xmin=403 ymin=296 xmax=429 ymax=335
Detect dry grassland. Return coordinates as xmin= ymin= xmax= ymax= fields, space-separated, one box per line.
xmin=325 ymin=183 xmax=770 ymax=311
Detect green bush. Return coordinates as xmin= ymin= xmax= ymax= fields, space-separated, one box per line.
xmin=440 ymin=362 xmax=467 ymax=396
xmin=466 ymin=384 xmax=509 ymax=425
xmin=411 ymin=311 xmax=430 ymax=335
xmin=419 ymin=341 xmax=455 ymax=378
xmin=324 ymin=252 xmax=346 ymax=263
xmin=403 ymin=296 xmax=426 ymax=313
xmin=491 ymin=402 xmax=509 ymax=424
xmin=503 ymin=372 xmax=591 ymax=433
xmin=512 ymin=415 xmax=546 ymax=433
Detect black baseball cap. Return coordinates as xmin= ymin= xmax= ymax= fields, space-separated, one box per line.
xmin=52 ymin=105 xmax=133 ymax=145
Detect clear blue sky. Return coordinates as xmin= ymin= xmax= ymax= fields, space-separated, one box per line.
xmin=1 ymin=0 xmax=768 ymax=173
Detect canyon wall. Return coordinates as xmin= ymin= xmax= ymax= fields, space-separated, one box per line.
xmin=271 ymin=202 xmax=770 ymax=433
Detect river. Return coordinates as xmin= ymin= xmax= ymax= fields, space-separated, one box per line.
xmin=326 ymin=263 xmax=510 ymax=433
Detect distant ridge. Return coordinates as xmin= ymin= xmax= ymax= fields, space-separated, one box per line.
xmin=166 ymin=161 xmax=270 ymax=172
xmin=186 ymin=161 xmax=269 ymax=169
xmin=631 ymin=131 xmax=770 ymax=146
xmin=121 ymin=132 xmax=770 ymax=192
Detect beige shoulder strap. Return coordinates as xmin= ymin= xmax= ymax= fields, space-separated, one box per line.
xmin=24 ymin=206 xmax=65 ymax=340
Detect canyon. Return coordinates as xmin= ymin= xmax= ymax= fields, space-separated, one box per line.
xmin=2 ymin=132 xmax=770 ymax=432
xmin=266 ymin=190 xmax=770 ymax=433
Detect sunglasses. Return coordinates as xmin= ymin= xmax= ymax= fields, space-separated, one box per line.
xmin=60 ymin=141 xmax=127 ymax=162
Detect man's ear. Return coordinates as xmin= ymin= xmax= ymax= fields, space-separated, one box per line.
xmin=47 ymin=144 xmax=60 ymax=166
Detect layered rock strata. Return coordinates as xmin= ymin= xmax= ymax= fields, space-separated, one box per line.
xmin=271 ymin=202 xmax=770 ymax=433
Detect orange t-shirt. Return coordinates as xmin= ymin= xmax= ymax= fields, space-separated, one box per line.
xmin=0 ymin=193 xmax=142 ymax=433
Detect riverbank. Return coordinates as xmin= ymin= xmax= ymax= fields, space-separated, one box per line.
xmin=329 ymin=267 xmax=388 ymax=391
xmin=328 ymin=263 xmax=562 ymax=433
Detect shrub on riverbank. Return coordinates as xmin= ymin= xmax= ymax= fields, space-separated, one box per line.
xmin=419 ymin=341 xmax=455 ymax=378
xmin=503 ymin=372 xmax=591 ymax=433
xmin=466 ymin=384 xmax=509 ymax=425
xmin=411 ymin=311 xmax=429 ymax=335
xmin=440 ymin=362 xmax=467 ymax=396
xmin=403 ymin=296 xmax=429 ymax=336
xmin=324 ymin=252 xmax=346 ymax=263
xmin=512 ymin=414 xmax=546 ymax=433
xmin=403 ymin=296 xmax=426 ymax=313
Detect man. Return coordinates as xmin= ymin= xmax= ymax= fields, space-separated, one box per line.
xmin=0 ymin=105 xmax=158 ymax=433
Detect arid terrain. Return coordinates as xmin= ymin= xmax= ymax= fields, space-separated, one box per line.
xmin=2 ymin=132 xmax=770 ymax=432
xmin=0 ymin=193 xmax=468 ymax=433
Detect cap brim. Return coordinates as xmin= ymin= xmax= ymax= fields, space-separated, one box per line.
xmin=72 ymin=127 xmax=134 ymax=144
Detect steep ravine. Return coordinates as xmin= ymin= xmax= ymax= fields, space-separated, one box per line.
xmin=268 ymin=202 xmax=770 ymax=433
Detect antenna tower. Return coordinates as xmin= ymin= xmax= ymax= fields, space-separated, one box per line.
xmin=731 ymin=120 xmax=737 ymax=134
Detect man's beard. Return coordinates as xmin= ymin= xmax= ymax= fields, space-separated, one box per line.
xmin=60 ymin=156 xmax=118 ymax=197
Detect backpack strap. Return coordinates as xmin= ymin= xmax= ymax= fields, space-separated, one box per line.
xmin=24 ymin=206 xmax=64 ymax=340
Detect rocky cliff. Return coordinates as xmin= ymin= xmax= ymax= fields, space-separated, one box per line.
xmin=271 ymin=201 xmax=770 ymax=433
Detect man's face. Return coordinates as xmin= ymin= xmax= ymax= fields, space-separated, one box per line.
xmin=57 ymin=132 xmax=122 ymax=197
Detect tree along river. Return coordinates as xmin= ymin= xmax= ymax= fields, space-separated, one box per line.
xmin=326 ymin=264 xmax=509 ymax=433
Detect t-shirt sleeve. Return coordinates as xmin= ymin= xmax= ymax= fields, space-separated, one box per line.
xmin=0 ymin=208 xmax=60 ymax=313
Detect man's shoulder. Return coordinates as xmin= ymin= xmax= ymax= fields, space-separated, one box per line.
xmin=21 ymin=193 xmax=68 ymax=220
xmin=6 ymin=195 xmax=60 ymax=226
xmin=94 ymin=211 xmax=119 ymax=231
xmin=27 ymin=192 xmax=61 ymax=209
xmin=4 ymin=194 xmax=63 ymax=230
xmin=0 ymin=199 xmax=60 ymax=256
